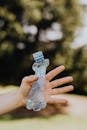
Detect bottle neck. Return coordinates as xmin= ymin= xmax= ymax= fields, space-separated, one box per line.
xmin=32 ymin=59 xmax=49 ymax=77
xmin=35 ymin=65 xmax=46 ymax=77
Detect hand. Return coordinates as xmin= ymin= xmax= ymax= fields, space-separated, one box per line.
xmin=19 ymin=65 xmax=74 ymax=107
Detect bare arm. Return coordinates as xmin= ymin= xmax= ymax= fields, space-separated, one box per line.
xmin=0 ymin=65 xmax=74 ymax=115
xmin=0 ymin=90 xmax=23 ymax=115
xmin=0 ymin=76 xmax=38 ymax=115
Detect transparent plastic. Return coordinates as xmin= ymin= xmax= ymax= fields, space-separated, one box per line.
xmin=26 ymin=51 xmax=49 ymax=111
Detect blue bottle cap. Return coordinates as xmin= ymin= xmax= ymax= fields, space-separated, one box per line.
xmin=33 ymin=51 xmax=44 ymax=63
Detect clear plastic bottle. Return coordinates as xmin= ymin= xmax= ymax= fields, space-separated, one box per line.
xmin=26 ymin=51 xmax=49 ymax=111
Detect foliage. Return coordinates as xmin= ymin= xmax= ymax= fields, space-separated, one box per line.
xmin=55 ymin=46 xmax=87 ymax=95
xmin=0 ymin=0 xmax=87 ymax=95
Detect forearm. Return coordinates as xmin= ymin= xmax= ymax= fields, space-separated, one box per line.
xmin=0 ymin=90 xmax=23 ymax=115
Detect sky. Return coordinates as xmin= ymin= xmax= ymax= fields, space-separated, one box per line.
xmin=80 ymin=0 xmax=87 ymax=5
xmin=71 ymin=0 xmax=87 ymax=48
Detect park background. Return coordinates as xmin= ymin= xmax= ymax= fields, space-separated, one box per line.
xmin=0 ymin=0 xmax=87 ymax=130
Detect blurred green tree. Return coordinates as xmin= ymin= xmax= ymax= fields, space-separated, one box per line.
xmin=0 ymin=0 xmax=86 ymax=95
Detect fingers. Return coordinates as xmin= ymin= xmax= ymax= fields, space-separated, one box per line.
xmin=47 ymin=96 xmax=68 ymax=104
xmin=49 ymin=76 xmax=73 ymax=88
xmin=50 ymin=85 xmax=74 ymax=95
xmin=20 ymin=75 xmax=38 ymax=97
xmin=46 ymin=65 xmax=65 ymax=81
xmin=22 ymin=75 xmax=38 ymax=84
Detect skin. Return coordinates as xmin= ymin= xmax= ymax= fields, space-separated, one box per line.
xmin=0 ymin=65 xmax=74 ymax=115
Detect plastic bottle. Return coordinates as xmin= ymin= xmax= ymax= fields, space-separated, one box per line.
xmin=26 ymin=51 xmax=49 ymax=111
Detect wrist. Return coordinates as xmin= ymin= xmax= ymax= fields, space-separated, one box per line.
xmin=17 ymin=89 xmax=26 ymax=108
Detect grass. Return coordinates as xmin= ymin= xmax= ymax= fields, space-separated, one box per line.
xmin=0 ymin=115 xmax=87 ymax=130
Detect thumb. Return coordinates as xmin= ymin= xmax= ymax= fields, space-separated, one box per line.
xmin=22 ymin=75 xmax=38 ymax=84
xmin=19 ymin=75 xmax=38 ymax=98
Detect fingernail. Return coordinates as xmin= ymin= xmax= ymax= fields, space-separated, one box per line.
xmin=60 ymin=65 xmax=65 ymax=69
xmin=68 ymin=76 xmax=73 ymax=81
xmin=70 ymin=85 xmax=74 ymax=90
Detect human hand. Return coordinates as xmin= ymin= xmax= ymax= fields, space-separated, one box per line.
xmin=19 ymin=65 xmax=74 ymax=107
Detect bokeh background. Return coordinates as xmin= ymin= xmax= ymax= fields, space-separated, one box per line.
xmin=0 ymin=0 xmax=87 ymax=130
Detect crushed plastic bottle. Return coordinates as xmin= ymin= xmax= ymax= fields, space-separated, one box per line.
xmin=26 ymin=51 xmax=49 ymax=111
